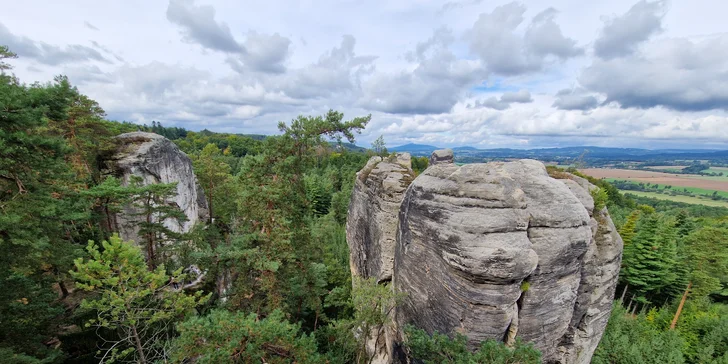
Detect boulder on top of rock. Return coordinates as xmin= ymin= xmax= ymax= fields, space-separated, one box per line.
xmin=429 ymin=148 xmax=453 ymax=165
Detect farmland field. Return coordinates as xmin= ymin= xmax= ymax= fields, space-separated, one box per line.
xmin=580 ymin=168 xmax=728 ymax=192
xmin=644 ymin=165 xmax=687 ymax=172
xmin=604 ymin=179 xmax=728 ymax=198
xmin=622 ymin=191 xmax=728 ymax=208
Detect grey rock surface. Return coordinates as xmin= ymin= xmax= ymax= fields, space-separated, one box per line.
xmin=347 ymin=156 xmax=622 ymax=364
xmin=103 ymin=132 xmax=208 ymax=246
xmin=429 ymin=148 xmax=454 ymax=165
xmin=347 ymin=153 xmax=415 ymax=282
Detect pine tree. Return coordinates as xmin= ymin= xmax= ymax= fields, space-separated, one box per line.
xmin=226 ymin=110 xmax=369 ymax=321
xmin=191 ymin=143 xmax=234 ymax=224
xmin=670 ymin=227 xmax=728 ymax=329
xmin=128 ymin=176 xmax=188 ymax=270
xmin=622 ymin=214 xmax=676 ymax=305
xmin=0 ymin=55 xmax=92 ymax=360
xmin=71 ymin=235 xmax=209 ymax=363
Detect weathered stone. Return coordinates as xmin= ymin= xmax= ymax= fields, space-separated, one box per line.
xmin=103 ymin=132 xmax=209 ymax=247
xmin=346 ymin=155 xmax=623 ymax=364
xmin=429 ymin=148 xmax=454 ymax=165
xmin=347 ymin=153 xmax=415 ymax=282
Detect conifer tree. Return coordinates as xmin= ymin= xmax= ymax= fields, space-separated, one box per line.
xmin=128 ymin=176 xmax=188 ymax=270
xmin=72 ymin=235 xmax=209 ymax=363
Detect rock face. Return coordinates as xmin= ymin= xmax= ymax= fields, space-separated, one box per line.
xmin=347 ymin=153 xmax=415 ymax=283
xmin=346 ymin=149 xmax=622 ymax=364
xmin=103 ymin=132 xmax=209 ymax=247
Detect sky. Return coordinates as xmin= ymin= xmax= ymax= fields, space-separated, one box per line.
xmin=2 ymin=0 xmax=728 ymax=149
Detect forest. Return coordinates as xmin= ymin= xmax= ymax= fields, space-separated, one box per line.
xmin=1 ymin=45 xmax=727 ymax=363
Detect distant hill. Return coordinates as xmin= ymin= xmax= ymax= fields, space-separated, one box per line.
xmin=389 ymin=143 xmax=441 ymax=153
xmin=387 ymin=144 xmax=728 ymax=165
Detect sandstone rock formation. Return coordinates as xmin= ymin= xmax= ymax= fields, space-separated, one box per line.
xmin=346 ymin=149 xmax=623 ymax=364
xmin=429 ymin=148 xmax=453 ymax=165
xmin=347 ymin=153 xmax=415 ymax=283
xmin=103 ymin=132 xmax=209 ymax=246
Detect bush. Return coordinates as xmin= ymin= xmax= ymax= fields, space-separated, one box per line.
xmin=172 ymin=310 xmax=322 ymax=363
xmin=403 ymin=326 xmax=541 ymax=364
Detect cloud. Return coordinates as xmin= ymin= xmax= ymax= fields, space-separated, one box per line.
xmin=552 ymin=88 xmax=599 ymax=110
xmin=166 ymin=0 xmax=292 ymax=74
xmin=84 ymin=21 xmax=99 ymax=31
xmin=362 ymin=28 xmax=484 ymax=114
xmin=64 ymin=65 xmax=114 ymax=85
xmin=279 ymin=35 xmax=377 ymax=100
xmin=500 ymin=89 xmax=533 ymax=103
xmin=525 ymin=8 xmax=583 ymax=59
xmin=580 ymin=35 xmax=728 ymax=111
xmin=594 ymin=0 xmax=667 ymax=59
xmin=379 ymin=102 xmax=728 ymax=149
xmin=226 ymin=31 xmax=291 ymax=74
xmin=470 ymin=89 xmax=533 ymax=110
xmin=166 ymin=0 xmax=243 ymax=53
xmin=439 ymin=0 xmax=484 ymax=14
xmin=0 ymin=22 xmax=111 ymax=65
xmin=467 ymin=2 xmax=582 ymax=75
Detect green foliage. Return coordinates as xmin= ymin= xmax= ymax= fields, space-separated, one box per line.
xmin=593 ymin=305 xmax=686 ymax=364
xmin=371 ymin=135 xmax=388 ymax=156
xmin=411 ymin=156 xmax=429 ymax=175
xmin=172 ymin=309 xmax=321 ymax=363
xmin=323 ymin=277 xmax=407 ymax=363
xmin=127 ymin=176 xmax=189 ymax=270
xmin=404 ymin=326 xmax=541 ymax=364
xmin=591 ymin=186 xmax=609 ymax=212
xmin=191 ymin=143 xmax=235 ymax=224
xmin=1 ymin=61 xmax=100 ymax=361
xmin=71 ymin=235 xmax=209 ymax=363
xmin=682 ymin=227 xmax=728 ymax=298
xmin=0 ymin=45 xmax=18 ymax=71
xmin=621 ymin=213 xmax=682 ymax=305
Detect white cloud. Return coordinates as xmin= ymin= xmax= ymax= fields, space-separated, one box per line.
xmin=2 ymin=0 xmax=728 ymax=148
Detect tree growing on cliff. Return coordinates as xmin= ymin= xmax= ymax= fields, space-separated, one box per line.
xmin=71 ymin=235 xmax=209 ymax=364
xmin=128 ymin=176 xmax=188 ymax=270
xmin=371 ymin=135 xmax=387 ymax=156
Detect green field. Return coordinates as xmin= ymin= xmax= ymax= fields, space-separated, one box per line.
xmin=622 ymin=191 xmax=728 ymax=208
xmin=704 ymin=167 xmax=728 ymax=172
xmin=697 ymin=167 xmax=728 ymax=181
xmin=605 ymin=178 xmax=728 ymax=198
xmin=687 ymin=174 xmax=728 ymax=182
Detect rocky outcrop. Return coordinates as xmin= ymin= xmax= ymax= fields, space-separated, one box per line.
xmin=347 ymin=153 xmax=415 ymax=283
xmin=346 ymin=149 xmax=622 ymax=364
xmin=103 ymin=132 xmax=208 ymax=246
xmin=429 ymin=148 xmax=453 ymax=165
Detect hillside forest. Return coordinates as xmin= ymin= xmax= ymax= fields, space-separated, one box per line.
xmin=1 ymin=46 xmax=727 ymax=363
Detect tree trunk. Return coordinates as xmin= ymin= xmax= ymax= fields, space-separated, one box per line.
xmin=670 ymin=281 xmax=692 ymax=330
xmin=207 ymin=180 xmax=213 ymax=224
xmin=131 ymin=324 xmax=147 ymax=364
xmin=58 ymin=280 xmax=69 ymax=299
xmin=619 ymin=284 xmax=628 ymax=304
